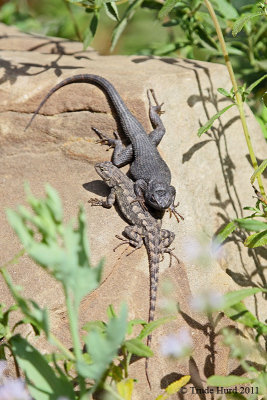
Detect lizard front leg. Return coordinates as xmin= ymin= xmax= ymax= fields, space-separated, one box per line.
xmin=159 ymin=229 xmax=180 ymax=266
xmin=147 ymin=89 xmax=166 ymax=146
xmin=133 ymin=179 xmax=148 ymax=210
xmin=92 ymin=127 xmax=134 ymax=167
xmin=88 ymin=187 xmax=116 ymax=208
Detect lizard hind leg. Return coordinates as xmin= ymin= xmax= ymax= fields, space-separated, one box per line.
xmin=160 ymin=229 xmax=180 ymax=267
xmin=92 ymin=127 xmax=119 ymax=149
xmin=113 ymin=225 xmax=144 ymax=256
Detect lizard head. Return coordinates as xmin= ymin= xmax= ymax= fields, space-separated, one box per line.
xmin=146 ymin=181 xmax=176 ymax=210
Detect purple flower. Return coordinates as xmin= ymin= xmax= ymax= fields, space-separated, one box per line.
xmin=0 ymin=361 xmax=7 ymax=380
xmin=183 ymin=236 xmax=222 ymax=266
xmin=0 ymin=378 xmax=31 ymax=400
xmin=190 ymin=291 xmax=224 ymax=313
xmin=160 ymin=328 xmax=193 ymax=358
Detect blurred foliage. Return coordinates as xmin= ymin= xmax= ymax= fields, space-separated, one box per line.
xmin=0 ymin=184 xmax=190 ymax=398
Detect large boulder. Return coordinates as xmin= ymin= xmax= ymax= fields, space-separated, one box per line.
xmin=0 ymin=23 xmax=266 ymax=398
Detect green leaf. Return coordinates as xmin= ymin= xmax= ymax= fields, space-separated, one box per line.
xmin=235 ymin=218 xmax=267 ymax=232
xmin=83 ymin=12 xmax=99 ymax=49
xmin=154 ymin=43 xmax=178 ymax=56
xmin=111 ymin=18 xmax=127 ymax=52
xmin=158 ymin=0 xmax=178 ymax=19
xmin=82 ymin=320 xmax=106 ymax=334
xmin=207 ymin=375 xmax=251 ymax=387
xmin=226 ymin=393 xmax=247 ymax=400
xmin=0 ymin=304 xmax=18 ymax=337
xmin=44 ymin=184 xmax=62 ymax=223
xmin=215 ymin=221 xmax=237 ymax=244
xmin=244 ymin=230 xmax=267 ymax=248
xmin=6 ymin=209 xmax=33 ymax=248
xmin=7 ymin=186 xmax=102 ymax=308
xmin=124 ymin=338 xmax=153 ymax=357
xmin=222 ymin=288 xmax=265 ymax=309
xmin=141 ymin=0 xmax=162 ymax=10
xmin=214 ymin=0 xmax=239 ymax=19
xmin=232 ymin=12 xmax=262 ymax=36
xmin=250 ymin=159 xmax=267 ymax=184
xmin=82 ymin=304 xmax=128 ymax=389
xmin=254 ymin=372 xmax=267 ymax=396
xmin=226 ymin=44 xmax=245 ymax=56
xmin=111 ymin=0 xmax=143 ymax=52
xmin=256 ymin=116 xmax=267 ymax=139
xmin=247 ymin=74 xmax=267 ymax=95
xmin=138 ymin=316 xmax=174 ymax=340
xmin=224 ymin=302 xmax=267 ymax=335
xmin=197 ymin=103 xmax=236 ymax=136
xmin=217 ymin=88 xmax=231 ymax=98
xmin=117 ymin=379 xmax=134 ymax=400
xmin=127 ymin=318 xmax=146 ymax=335
xmin=107 ymin=304 xmax=117 ymax=319
xmin=166 ymin=375 xmax=191 ymax=394
xmin=104 ymin=1 xmax=119 ymax=21
xmin=0 ymin=268 xmax=49 ymax=337
xmin=10 ymin=335 xmax=75 ymax=400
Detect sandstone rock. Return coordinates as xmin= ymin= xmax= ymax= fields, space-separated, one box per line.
xmin=0 ymin=23 xmax=266 ymax=398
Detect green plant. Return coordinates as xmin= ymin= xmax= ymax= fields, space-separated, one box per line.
xmin=0 ymin=184 xmax=190 ymax=399
xmin=0 ymin=185 xmax=160 ymax=398
xmin=206 ymin=288 xmax=267 ymax=399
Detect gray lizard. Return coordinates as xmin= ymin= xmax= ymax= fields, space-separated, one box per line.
xmin=25 ymin=74 xmax=181 ymax=217
xmin=89 ymin=161 xmax=179 ymax=387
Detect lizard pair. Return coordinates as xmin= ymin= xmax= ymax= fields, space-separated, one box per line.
xmin=26 ymin=75 xmax=182 ymax=388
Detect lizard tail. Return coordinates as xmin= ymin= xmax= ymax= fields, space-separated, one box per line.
xmin=145 ymin=236 xmax=160 ymax=390
xmin=25 ymin=74 xmax=143 ymax=134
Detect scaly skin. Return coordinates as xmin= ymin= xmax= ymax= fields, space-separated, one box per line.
xmin=25 ymin=74 xmax=178 ymax=213
xmin=89 ymin=161 xmax=178 ymax=388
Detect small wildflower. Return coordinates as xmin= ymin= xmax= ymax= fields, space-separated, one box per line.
xmin=158 ymin=297 xmax=177 ymax=314
xmin=184 ymin=236 xmax=222 ymax=267
xmin=160 ymin=328 xmax=193 ymax=358
xmin=0 ymin=361 xmax=7 ymax=380
xmin=190 ymin=291 xmax=224 ymax=313
xmin=0 ymin=378 xmax=31 ymax=400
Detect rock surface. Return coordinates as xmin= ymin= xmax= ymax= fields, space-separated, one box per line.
xmin=0 ymin=23 xmax=266 ymax=398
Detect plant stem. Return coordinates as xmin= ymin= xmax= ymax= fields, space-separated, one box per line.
xmin=64 ymin=287 xmax=87 ymax=395
xmin=203 ymin=0 xmax=266 ymax=200
xmin=50 ymin=333 xmax=75 ymax=361
xmin=0 ymin=249 xmax=25 ymax=270
xmin=63 ymin=0 xmax=83 ymax=42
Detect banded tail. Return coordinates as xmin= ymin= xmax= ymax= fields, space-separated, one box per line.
xmin=145 ymin=232 xmax=161 ymax=389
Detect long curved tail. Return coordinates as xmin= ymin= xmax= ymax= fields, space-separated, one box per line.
xmin=25 ymin=74 xmax=143 ymax=134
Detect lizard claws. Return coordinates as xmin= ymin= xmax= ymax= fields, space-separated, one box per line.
xmin=88 ymin=198 xmax=103 ymax=206
xmin=167 ymin=204 xmax=184 ymax=223
xmin=147 ymin=88 xmax=165 ymax=115
xmin=113 ymin=235 xmax=129 ymax=252
xmin=92 ymin=127 xmax=117 ymax=150
xmin=113 ymin=235 xmax=140 ymax=256
xmin=131 ymin=196 xmax=148 ymax=211
xmin=163 ymin=247 xmax=180 ymax=268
